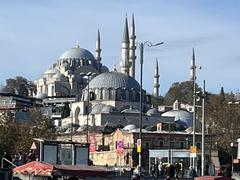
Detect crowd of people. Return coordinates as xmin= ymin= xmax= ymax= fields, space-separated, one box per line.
xmin=2 ymin=150 xmax=37 ymax=169
xmin=150 ymin=162 xmax=184 ymax=179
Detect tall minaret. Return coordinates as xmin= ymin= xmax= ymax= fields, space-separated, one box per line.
xmin=95 ymin=29 xmax=102 ymax=65
xmin=129 ymin=14 xmax=136 ymax=78
xmin=190 ymin=48 xmax=196 ymax=81
xmin=153 ymin=58 xmax=160 ymax=97
xmin=120 ymin=17 xmax=130 ymax=75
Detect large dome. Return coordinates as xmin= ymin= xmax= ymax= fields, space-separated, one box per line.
xmin=60 ymin=47 xmax=95 ymax=60
xmin=89 ymin=72 xmax=140 ymax=89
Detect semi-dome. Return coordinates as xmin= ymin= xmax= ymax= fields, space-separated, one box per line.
xmin=52 ymin=73 xmax=68 ymax=81
xmin=161 ymin=110 xmax=193 ymax=127
xmin=121 ymin=106 xmax=140 ymax=114
xmin=60 ymin=47 xmax=95 ymax=61
xmin=89 ymin=72 xmax=140 ymax=89
xmin=146 ymin=108 xmax=160 ymax=116
xmin=44 ymin=68 xmax=60 ymax=75
xmin=0 ymin=85 xmax=8 ymax=93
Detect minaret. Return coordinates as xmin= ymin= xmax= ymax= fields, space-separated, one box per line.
xmin=95 ymin=29 xmax=102 ymax=65
xmin=190 ymin=48 xmax=196 ymax=81
xmin=153 ymin=58 xmax=160 ymax=97
xmin=120 ymin=17 xmax=130 ymax=75
xmin=129 ymin=14 xmax=136 ymax=78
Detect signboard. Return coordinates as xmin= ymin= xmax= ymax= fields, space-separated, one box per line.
xmin=117 ymin=140 xmax=124 ymax=155
xmin=89 ymin=133 xmax=96 ymax=152
xmin=30 ymin=142 xmax=37 ymax=150
xmin=137 ymin=139 xmax=141 ymax=153
xmin=190 ymin=153 xmax=197 ymax=158
xmin=190 ymin=145 xmax=197 ymax=153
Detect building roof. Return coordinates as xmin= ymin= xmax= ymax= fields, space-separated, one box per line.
xmin=89 ymin=71 xmax=140 ymax=89
xmin=161 ymin=110 xmax=193 ymax=127
xmin=60 ymin=47 xmax=95 ymax=60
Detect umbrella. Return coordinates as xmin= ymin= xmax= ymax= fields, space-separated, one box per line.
xmin=13 ymin=161 xmax=53 ymax=177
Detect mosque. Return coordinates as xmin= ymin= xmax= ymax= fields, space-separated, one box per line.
xmin=33 ymin=15 xmax=194 ymax=130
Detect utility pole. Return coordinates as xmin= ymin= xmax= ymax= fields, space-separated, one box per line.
xmin=201 ymin=80 xmax=206 ymax=176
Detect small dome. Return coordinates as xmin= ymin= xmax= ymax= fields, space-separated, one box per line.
xmin=121 ymin=106 xmax=140 ymax=114
xmin=35 ymin=92 xmax=47 ymax=99
xmin=44 ymin=68 xmax=60 ymax=75
xmin=89 ymin=72 xmax=140 ymax=90
xmin=0 ymin=85 xmax=8 ymax=93
xmin=60 ymin=47 xmax=95 ymax=61
xmin=146 ymin=108 xmax=159 ymax=116
xmin=161 ymin=110 xmax=193 ymax=127
xmin=123 ymin=124 xmax=136 ymax=131
xmin=91 ymin=103 xmax=106 ymax=114
xmin=52 ymin=73 xmax=68 ymax=81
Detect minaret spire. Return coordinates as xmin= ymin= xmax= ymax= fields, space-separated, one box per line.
xmin=95 ymin=29 xmax=102 ymax=65
xmin=129 ymin=14 xmax=136 ymax=78
xmin=153 ymin=58 xmax=160 ymax=97
xmin=190 ymin=48 xmax=196 ymax=81
xmin=120 ymin=16 xmax=130 ymax=75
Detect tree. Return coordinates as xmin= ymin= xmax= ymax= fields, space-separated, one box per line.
xmin=151 ymin=95 xmax=164 ymax=107
xmin=164 ymin=81 xmax=200 ymax=105
xmin=205 ymin=89 xmax=240 ymax=165
xmin=6 ymin=76 xmax=36 ymax=97
xmin=0 ymin=108 xmax=56 ymax=156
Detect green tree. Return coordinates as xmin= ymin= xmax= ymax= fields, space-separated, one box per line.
xmin=0 ymin=108 xmax=56 ymax=156
xmin=164 ymin=81 xmax=200 ymax=105
xmin=6 ymin=76 xmax=36 ymax=97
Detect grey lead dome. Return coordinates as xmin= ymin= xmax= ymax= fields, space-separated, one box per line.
xmin=89 ymin=72 xmax=140 ymax=89
xmin=60 ymin=47 xmax=95 ymax=60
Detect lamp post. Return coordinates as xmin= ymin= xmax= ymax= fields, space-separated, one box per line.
xmin=191 ymin=49 xmax=201 ymax=170
xmin=137 ymin=41 xmax=164 ymax=174
xmin=201 ymin=80 xmax=206 ymax=176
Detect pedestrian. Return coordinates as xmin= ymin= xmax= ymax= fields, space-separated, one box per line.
xmin=25 ymin=149 xmax=36 ymax=163
xmin=167 ymin=164 xmax=175 ymax=179
xmin=189 ymin=166 xmax=197 ymax=178
xmin=151 ymin=162 xmax=155 ymax=177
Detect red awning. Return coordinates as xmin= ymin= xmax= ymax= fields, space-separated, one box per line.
xmin=13 ymin=161 xmax=112 ymax=177
xmin=13 ymin=161 xmax=53 ymax=177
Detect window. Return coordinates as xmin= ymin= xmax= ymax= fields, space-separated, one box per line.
xmin=159 ymin=141 xmax=163 ymax=147
xmin=197 ymin=142 xmax=201 ymax=149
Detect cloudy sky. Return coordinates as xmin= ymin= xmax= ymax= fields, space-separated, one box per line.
xmin=0 ymin=0 xmax=239 ymax=96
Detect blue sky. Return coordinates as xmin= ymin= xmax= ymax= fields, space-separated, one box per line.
xmin=0 ymin=0 xmax=240 ymax=96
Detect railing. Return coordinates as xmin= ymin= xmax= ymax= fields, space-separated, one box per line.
xmin=1 ymin=158 xmax=17 ymax=168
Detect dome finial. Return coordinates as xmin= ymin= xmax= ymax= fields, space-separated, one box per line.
xmin=75 ymin=41 xmax=80 ymax=48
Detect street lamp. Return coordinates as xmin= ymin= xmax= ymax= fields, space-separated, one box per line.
xmin=191 ymin=49 xmax=201 ymax=170
xmin=137 ymin=41 xmax=164 ymax=174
